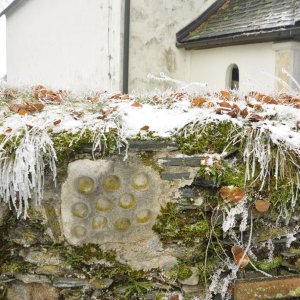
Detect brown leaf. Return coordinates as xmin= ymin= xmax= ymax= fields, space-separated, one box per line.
xmin=230 ymin=187 xmax=245 ymax=203
xmin=218 ymin=101 xmax=232 ymax=108
xmin=131 ymin=100 xmax=143 ymax=108
xmin=53 ymin=119 xmax=61 ymax=126
xmin=26 ymin=102 xmax=44 ymax=112
xmin=140 ymin=125 xmax=150 ymax=131
xmin=227 ymin=110 xmax=237 ymax=118
xmin=219 ymin=187 xmax=231 ymax=199
xmin=9 ymin=104 xmax=26 ymax=113
xmin=231 ymin=245 xmax=250 ymax=268
xmin=254 ymin=199 xmax=270 ymax=213
xmin=248 ymin=113 xmax=264 ymax=122
xmin=241 ymin=108 xmax=248 ymax=118
xmin=220 ymin=90 xmax=231 ymax=100
xmin=192 ymin=97 xmax=207 ymax=107
xmin=5 ymin=127 xmax=12 ymax=133
xmin=18 ymin=108 xmax=30 ymax=116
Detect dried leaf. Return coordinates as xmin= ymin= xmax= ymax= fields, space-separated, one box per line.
xmin=53 ymin=119 xmax=61 ymax=126
xmin=219 ymin=187 xmax=231 ymax=199
xmin=254 ymin=199 xmax=270 ymax=213
xmin=218 ymin=101 xmax=232 ymax=108
xmin=248 ymin=113 xmax=264 ymax=122
xmin=140 ymin=125 xmax=150 ymax=131
xmin=18 ymin=108 xmax=29 ymax=116
xmin=241 ymin=108 xmax=248 ymax=118
xmin=9 ymin=104 xmax=26 ymax=113
xmin=230 ymin=187 xmax=245 ymax=203
xmin=26 ymin=102 xmax=44 ymax=112
xmin=220 ymin=90 xmax=231 ymax=100
xmin=192 ymin=97 xmax=207 ymax=107
xmin=231 ymin=245 xmax=250 ymax=268
xmin=131 ymin=100 xmax=143 ymax=108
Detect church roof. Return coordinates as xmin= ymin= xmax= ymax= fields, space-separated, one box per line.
xmin=177 ymin=0 xmax=300 ymax=49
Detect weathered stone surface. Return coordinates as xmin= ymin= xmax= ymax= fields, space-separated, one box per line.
xmin=159 ymin=156 xmax=204 ymax=167
xmin=61 ymin=159 xmax=164 ymax=246
xmin=52 ymin=277 xmax=89 ymax=288
xmin=14 ymin=274 xmax=50 ymax=284
xmin=90 ymin=278 xmax=113 ymax=289
xmin=179 ymin=267 xmax=199 ymax=286
xmin=128 ymin=140 xmax=179 ymax=152
xmin=7 ymin=282 xmax=59 ymax=300
xmin=193 ymin=176 xmax=217 ymax=188
xmin=8 ymin=225 xmax=43 ymax=247
xmin=19 ymin=249 xmax=64 ymax=266
xmin=234 ymin=276 xmax=300 ymax=300
xmin=161 ymin=172 xmax=191 ymax=180
xmin=35 ymin=265 xmax=64 ymax=276
xmin=42 ymin=201 xmax=62 ymax=241
xmin=0 ymin=203 xmax=9 ymax=226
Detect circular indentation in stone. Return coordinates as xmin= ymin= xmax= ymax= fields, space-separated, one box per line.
xmin=114 ymin=218 xmax=131 ymax=232
xmin=135 ymin=209 xmax=152 ymax=224
xmin=72 ymin=225 xmax=87 ymax=239
xmin=96 ymin=198 xmax=113 ymax=212
xmin=118 ymin=193 xmax=136 ymax=209
xmin=131 ymin=173 xmax=149 ymax=190
xmin=103 ymin=175 xmax=121 ymax=191
xmin=76 ymin=176 xmax=95 ymax=194
xmin=92 ymin=216 xmax=108 ymax=230
xmin=72 ymin=202 xmax=89 ymax=218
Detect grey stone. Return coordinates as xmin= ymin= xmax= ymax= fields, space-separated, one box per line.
xmin=0 ymin=203 xmax=9 ymax=226
xmin=90 ymin=278 xmax=113 ymax=289
xmin=7 ymin=282 xmax=59 ymax=300
xmin=35 ymin=265 xmax=64 ymax=276
xmin=161 ymin=172 xmax=191 ymax=180
xmin=19 ymin=249 xmax=64 ymax=266
xmin=179 ymin=267 xmax=199 ymax=286
xmin=128 ymin=140 xmax=179 ymax=152
xmin=14 ymin=274 xmax=50 ymax=284
xmin=8 ymin=225 xmax=43 ymax=247
xmin=193 ymin=176 xmax=217 ymax=188
xmin=52 ymin=277 xmax=89 ymax=288
xmin=159 ymin=156 xmax=204 ymax=167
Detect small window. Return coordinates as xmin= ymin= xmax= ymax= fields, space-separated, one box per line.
xmin=226 ymin=64 xmax=239 ymax=90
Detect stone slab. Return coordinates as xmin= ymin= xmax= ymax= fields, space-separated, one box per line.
xmin=234 ymin=276 xmax=300 ymax=300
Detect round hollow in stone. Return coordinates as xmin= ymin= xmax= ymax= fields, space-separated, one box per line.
xmin=96 ymin=198 xmax=113 ymax=212
xmin=131 ymin=173 xmax=149 ymax=190
xmin=92 ymin=216 xmax=108 ymax=230
xmin=72 ymin=225 xmax=87 ymax=239
xmin=118 ymin=193 xmax=136 ymax=209
xmin=135 ymin=209 xmax=152 ymax=224
xmin=72 ymin=202 xmax=89 ymax=219
xmin=103 ymin=175 xmax=121 ymax=191
xmin=114 ymin=218 xmax=131 ymax=232
xmin=76 ymin=176 xmax=95 ymax=195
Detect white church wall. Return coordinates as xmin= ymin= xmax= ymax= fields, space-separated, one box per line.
xmin=6 ymin=0 xmax=124 ymax=92
xmin=187 ymin=42 xmax=276 ymax=92
xmin=128 ymin=0 xmax=216 ymax=92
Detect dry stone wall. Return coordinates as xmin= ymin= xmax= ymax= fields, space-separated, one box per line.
xmin=0 ymin=140 xmax=299 ymax=300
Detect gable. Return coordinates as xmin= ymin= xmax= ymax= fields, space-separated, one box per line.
xmin=177 ymin=0 xmax=300 ymax=49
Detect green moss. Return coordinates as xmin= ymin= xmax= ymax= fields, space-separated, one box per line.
xmin=153 ymin=202 xmax=210 ymax=245
xmin=137 ymin=152 xmax=164 ymax=173
xmin=52 ymin=128 xmax=119 ymax=164
xmin=176 ymin=263 xmax=193 ymax=280
xmin=176 ymin=121 xmax=239 ymax=155
xmin=254 ymin=257 xmax=282 ymax=272
xmin=197 ymin=158 xmax=246 ymax=188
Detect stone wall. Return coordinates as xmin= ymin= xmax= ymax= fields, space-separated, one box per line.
xmin=0 ymin=138 xmax=300 ymax=300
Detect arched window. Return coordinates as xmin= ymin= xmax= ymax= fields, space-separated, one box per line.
xmin=226 ymin=64 xmax=239 ymax=90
